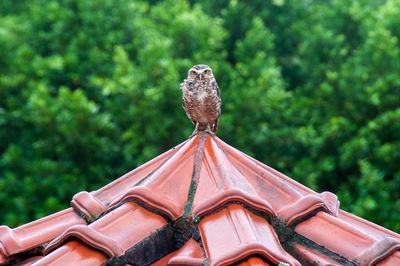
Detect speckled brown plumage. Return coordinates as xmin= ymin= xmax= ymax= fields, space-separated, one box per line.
xmin=181 ymin=64 xmax=221 ymax=137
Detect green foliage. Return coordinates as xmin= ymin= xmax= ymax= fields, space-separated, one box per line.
xmin=0 ymin=0 xmax=399 ymax=232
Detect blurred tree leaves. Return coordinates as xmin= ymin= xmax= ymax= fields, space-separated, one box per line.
xmin=0 ymin=0 xmax=399 ymax=232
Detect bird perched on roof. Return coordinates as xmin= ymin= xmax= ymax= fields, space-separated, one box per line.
xmin=181 ymin=64 xmax=221 ymax=137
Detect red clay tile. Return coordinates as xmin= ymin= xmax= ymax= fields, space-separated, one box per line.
xmin=277 ymin=192 xmax=338 ymax=226
xmin=236 ymin=256 xmax=271 ymax=266
xmin=338 ymin=210 xmax=400 ymax=241
xmin=212 ymin=137 xmax=339 ymax=224
xmin=108 ymin=186 xmax=182 ymax=220
xmin=356 ymin=237 xmax=400 ymax=265
xmin=44 ymin=202 xmax=166 ymax=260
xmin=88 ymin=202 xmax=167 ymax=249
xmin=71 ymin=191 xmax=108 ymax=222
xmin=376 ymin=251 xmax=400 ymax=265
xmin=199 ymin=204 xmax=300 ymax=266
xmin=0 ymin=140 xmax=188 ymax=265
xmin=0 ymin=208 xmax=86 ymax=264
xmin=3 ymin=133 xmax=400 ymax=265
xmin=295 ymin=211 xmax=400 ymax=265
xmin=33 ymin=240 xmax=107 ymax=266
xmin=93 ymin=140 xmax=187 ymax=205
xmin=293 ymin=244 xmax=340 ymax=265
xmin=44 ymin=224 xmax=124 ymax=257
xmin=108 ymin=136 xmax=198 ymax=220
xmin=167 ymin=238 xmax=204 ymax=265
xmin=192 ymin=137 xmax=275 ymax=219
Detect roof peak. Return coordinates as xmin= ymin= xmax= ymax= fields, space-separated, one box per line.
xmin=1 ymin=133 xmax=399 ymax=265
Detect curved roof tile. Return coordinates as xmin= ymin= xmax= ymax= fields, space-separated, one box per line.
xmin=376 ymin=251 xmax=400 ymax=266
xmin=1 ymin=133 xmax=399 ymax=265
xmin=167 ymin=238 xmax=204 ymax=265
xmin=34 ymin=239 xmax=108 ymax=266
xmin=236 ymin=256 xmax=272 ymax=266
xmin=293 ymin=244 xmax=340 ymax=265
xmin=199 ymin=204 xmax=300 ymax=266
xmin=71 ymin=191 xmax=108 ymax=222
xmin=0 ymin=208 xmax=86 ymax=264
xmin=44 ymin=224 xmax=124 ymax=257
xmin=295 ymin=211 xmax=400 ymax=265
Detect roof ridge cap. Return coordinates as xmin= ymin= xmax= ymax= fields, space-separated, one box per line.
xmin=192 ymin=188 xmax=276 ymax=218
xmin=71 ymin=191 xmax=108 ymax=222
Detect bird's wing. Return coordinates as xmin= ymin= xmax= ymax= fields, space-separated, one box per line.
xmin=182 ymin=100 xmax=188 ymax=113
xmin=214 ymin=81 xmax=220 ymax=98
xmin=181 ymin=82 xmax=190 ymax=114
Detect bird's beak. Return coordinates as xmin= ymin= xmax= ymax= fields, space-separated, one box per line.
xmin=199 ymin=74 xmax=203 ymax=80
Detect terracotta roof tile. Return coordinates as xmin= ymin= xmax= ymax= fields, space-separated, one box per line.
xmin=43 ymin=202 xmax=166 ymax=264
xmin=376 ymin=251 xmax=400 ymax=266
xmin=191 ymin=137 xmax=276 ymax=218
xmin=45 ymin=224 xmax=125 ymax=257
xmin=211 ymin=138 xmax=339 ymax=224
xmin=236 ymin=256 xmax=272 ymax=266
xmin=356 ymin=237 xmax=400 ymax=265
xmin=108 ymin=136 xmax=198 ymax=221
xmin=338 ymin=210 xmax=400 ymax=241
xmin=71 ymin=191 xmax=108 ymax=222
xmin=293 ymin=244 xmax=340 ymax=265
xmin=295 ymin=211 xmax=400 ymax=265
xmin=0 ymin=208 xmax=86 ymax=264
xmin=147 ymin=238 xmax=204 ymax=266
xmin=199 ymin=204 xmax=300 ymax=266
xmin=1 ymin=133 xmax=399 ymax=265
xmin=94 ymin=141 xmax=186 ymax=203
xmin=33 ymin=240 xmax=107 ymax=266
xmin=167 ymin=238 xmax=204 ymax=265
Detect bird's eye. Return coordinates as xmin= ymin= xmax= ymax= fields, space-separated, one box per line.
xmin=191 ymin=71 xmax=196 ymax=75
xmin=204 ymin=70 xmax=208 ymax=74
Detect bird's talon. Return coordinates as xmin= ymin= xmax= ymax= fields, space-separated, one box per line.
xmin=204 ymin=130 xmax=215 ymax=137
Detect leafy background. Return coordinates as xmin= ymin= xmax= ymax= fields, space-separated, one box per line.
xmin=0 ymin=0 xmax=399 ymax=232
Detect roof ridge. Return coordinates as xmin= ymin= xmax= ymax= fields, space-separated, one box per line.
xmin=1 ymin=134 xmax=400 ymax=265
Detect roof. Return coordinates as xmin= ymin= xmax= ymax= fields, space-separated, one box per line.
xmin=1 ymin=132 xmax=399 ymax=265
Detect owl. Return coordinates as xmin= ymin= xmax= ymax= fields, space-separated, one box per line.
xmin=181 ymin=64 xmax=221 ymax=137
